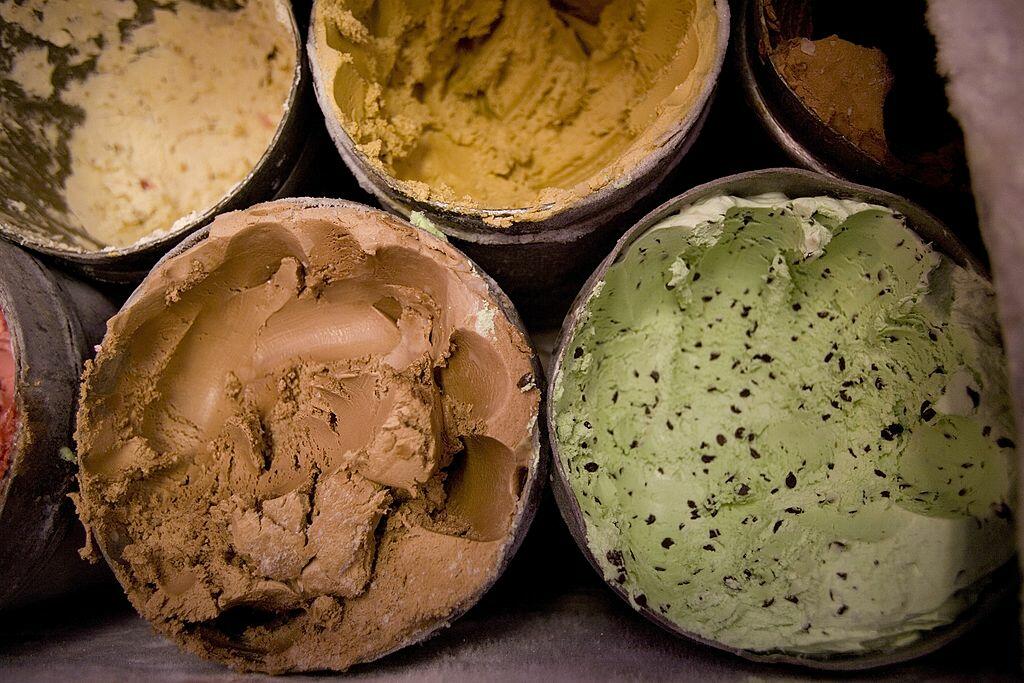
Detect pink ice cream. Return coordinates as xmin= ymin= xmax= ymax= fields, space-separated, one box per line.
xmin=0 ymin=307 xmax=16 ymax=480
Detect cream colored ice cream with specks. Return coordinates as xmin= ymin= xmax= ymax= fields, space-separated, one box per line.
xmin=0 ymin=0 xmax=296 ymax=249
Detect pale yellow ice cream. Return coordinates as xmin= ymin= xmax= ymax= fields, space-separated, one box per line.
xmin=0 ymin=0 xmax=297 ymax=249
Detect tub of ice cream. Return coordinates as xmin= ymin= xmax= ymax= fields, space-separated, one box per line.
xmin=0 ymin=0 xmax=307 ymax=282
xmin=0 ymin=239 xmax=116 ymax=610
xmin=73 ymin=198 xmax=547 ymax=673
xmin=737 ymin=0 xmax=974 ymax=229
xmin=308 ymin=0 xmax=731 ymax=320
xmin=548 ymin=168 xmax=1017 ymax=669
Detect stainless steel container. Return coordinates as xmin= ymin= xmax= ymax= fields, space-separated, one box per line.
xmin=0 ymin=240 xmax=116 ymax=610
xmin=307 ymin=1 xmax=732 ymax=321
xmin=547 ymin=167 xmax=1010 ymax=670
xmin=736 ymin=0 xmax=976 ymax=235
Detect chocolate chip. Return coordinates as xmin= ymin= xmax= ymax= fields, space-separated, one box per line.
xmin=716 ymin=434 xmax=727 ymax=446
xmin=993 ymin=502 xmax=1012 ymax=520
xmin=634 ymin=594 xmax=648 ymax=607
xmin=997 ymin=437 xmax=1016 ymax=449
xmin=661 ymin=538 xmax=675 ymax=549
xmin=584 ymin=462 xmax=598 ymax=472
xmin=573 ymin=347 xmax=584 ymax=359
xmin=785 ymin=472 xmax=797 ymax=489
xmin=880 ymin=423 xmax=903 ymax=441
xmin=737 ymin=483 xmax=750 ymax=496
xmin=650 ymin=370 xmax=660 ymax=383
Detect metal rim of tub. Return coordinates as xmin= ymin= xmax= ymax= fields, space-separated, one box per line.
xmin=306 ymin=0 xmax=733 ymax=246
xmin=0 ymin=240 xmax=115 ymax=608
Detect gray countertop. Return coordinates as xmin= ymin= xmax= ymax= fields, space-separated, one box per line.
xmin=1 ymin=492 xmax=1020 ymax=682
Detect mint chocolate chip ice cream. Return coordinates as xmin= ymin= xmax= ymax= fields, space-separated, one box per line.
xmin=552 ymin=194 xmax=1016 ymax=658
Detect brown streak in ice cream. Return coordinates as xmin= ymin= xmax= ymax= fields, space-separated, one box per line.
xmin=73 ymin=201 xmax=540 ymax=672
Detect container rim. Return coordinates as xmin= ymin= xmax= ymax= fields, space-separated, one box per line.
xmin=307 ymin=0 xmax=732 ymax=242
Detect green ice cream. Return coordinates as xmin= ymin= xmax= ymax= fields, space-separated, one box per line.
xmin=553 ymin=194 xmax=1017 ymax=658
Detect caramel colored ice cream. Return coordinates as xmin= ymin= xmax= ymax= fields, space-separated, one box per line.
xmin=0 ymin=0 xmax=296 ymax=249
xmin=771 ymin=35 xmax=893 ymax=162
xmin=312 ymin=0 xmax=719 ymax=217
xmin=73 ymin=200 xmax=542 ymax=672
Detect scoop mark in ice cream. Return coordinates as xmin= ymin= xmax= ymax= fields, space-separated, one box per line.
xmin=313 ymin=0 xmax=719 ymax=218
xmin=74 ymin=201 xmax=540 ymax=672
xmin=554 ymin=194 xmax=1016 ymax=657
